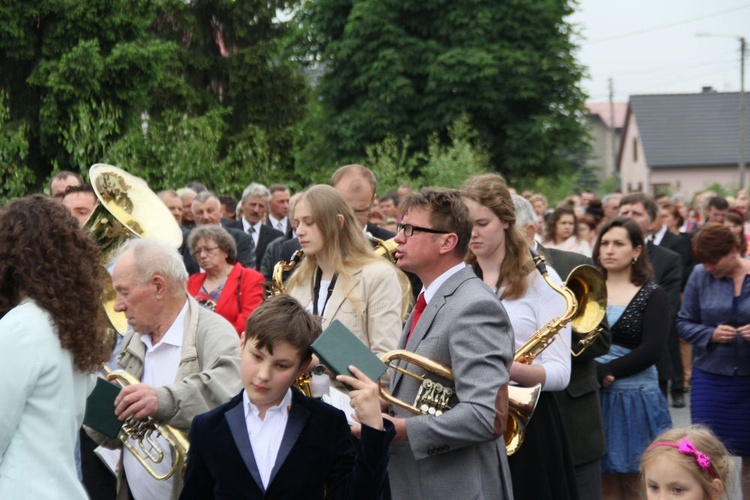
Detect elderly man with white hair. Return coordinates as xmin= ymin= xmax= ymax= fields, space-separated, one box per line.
xmin=105 ymin=239 xmax=241 ymax=500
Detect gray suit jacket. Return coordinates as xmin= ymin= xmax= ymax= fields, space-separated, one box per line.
xmin=388 ymin=266 xmax=514 ymax=499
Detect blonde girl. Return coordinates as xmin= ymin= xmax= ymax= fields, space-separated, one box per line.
xmin=640 ymin=426 xmax=732 ymax=500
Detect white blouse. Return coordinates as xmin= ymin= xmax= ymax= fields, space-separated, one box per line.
xmin=498 ymin=267 xmax=572 ymax=391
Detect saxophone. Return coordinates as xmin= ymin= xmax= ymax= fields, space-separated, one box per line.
xmin=505 ymin=251 xmax=607 ymax=455
xmin=265 ymin=250 xmax=312 ymax=396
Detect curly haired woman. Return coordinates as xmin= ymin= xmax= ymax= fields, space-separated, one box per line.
xmin=0 ymin=195 xmax=112 ymax=499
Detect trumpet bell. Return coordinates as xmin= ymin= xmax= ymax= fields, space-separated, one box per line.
xmin=505 ymin=384 xmax=541 ymax=455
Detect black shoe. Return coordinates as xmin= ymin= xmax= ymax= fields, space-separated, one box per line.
xmin=671 ymin=392 xmax=686 ymax=408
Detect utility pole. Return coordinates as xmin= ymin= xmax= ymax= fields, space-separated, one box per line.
xmin=697 ymin=33 xmax=747 ymax=189
xmin=609 ymin=78 xmax=619 ymax=191
xmin=739 ymin=36 xmax=746 ymax=189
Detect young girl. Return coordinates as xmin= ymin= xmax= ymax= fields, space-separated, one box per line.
xmin=640 ymin=426 xmax=732 ymax=500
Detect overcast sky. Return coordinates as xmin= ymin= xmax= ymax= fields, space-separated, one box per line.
xmin=567 ymin=0 xmax=750 ymax=103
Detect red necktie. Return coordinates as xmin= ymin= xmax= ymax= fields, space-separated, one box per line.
xmin=407 ymin=292 xmax=426 ymax=343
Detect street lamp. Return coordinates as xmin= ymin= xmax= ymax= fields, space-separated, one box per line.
xmin=696 ymin=33 xmax=746 ymax=189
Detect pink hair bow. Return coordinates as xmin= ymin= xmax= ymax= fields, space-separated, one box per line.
xmin=677 ymin=439 xmax=712 ymax=472
xmin=648 ymin=438 xmax=716 ymax=479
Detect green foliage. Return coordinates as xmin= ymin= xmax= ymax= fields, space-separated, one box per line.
xmin=419 ymin=116 xmax=491 ymax=189
xmin=0 ymin=92 xmax=33 ymax=204
xmin=299 ymin=0 xmax=589 ymax=184
xmin=1 ymin=0 xmax=309 ymax=193
xmin=60 ymin=100 xmax=122 ymax=173
xmin=365 ymin=136 xmax=422 ymax=195
xmin=700 ymin=182 xmax=731 ymax=198
xmin=520 ymin=172 xmax=581 ymax=207
xmin=364 ymin=116 xmax=490 ymax=193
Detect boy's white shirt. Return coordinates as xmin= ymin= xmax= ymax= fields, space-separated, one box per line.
xmin=243 ymin=388 xmax=293 ymax=488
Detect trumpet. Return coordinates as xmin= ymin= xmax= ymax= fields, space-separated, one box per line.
xmin=104 ymin=367 xmax=190 ymax=481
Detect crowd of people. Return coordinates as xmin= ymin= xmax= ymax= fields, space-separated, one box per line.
xmin=1 ymin=166 xmax=749 ymax=500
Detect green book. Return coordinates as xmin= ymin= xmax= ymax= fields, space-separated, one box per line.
xmin=83 ymin=377 xmax=124 ymax=439
xmin=311 ymin=319 xmax=387 ymax=390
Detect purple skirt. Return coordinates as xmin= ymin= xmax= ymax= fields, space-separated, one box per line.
xmin=691 ymin=368 xmax=750 ymax=456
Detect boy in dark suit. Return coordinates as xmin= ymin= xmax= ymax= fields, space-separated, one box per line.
xmin=181 ymin=295 xmax=395 ymax=499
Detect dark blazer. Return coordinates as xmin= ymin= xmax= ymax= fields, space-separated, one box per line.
xmin=180 ymin=389 xmax=395 ymax=500
xmin=221 ymin=218 xmax=243 ymax=231
xmin=647 ymin=242 xmax=682 ymax=317
xmin=658 ymin=230 xmax=691 ymax=290
xmin=254 ymin=225 xmax=284 ymax=272
xmin=264 ymin=217 xmax=294 ymax=239
xmin=181 ymin=226 xmax=256 ymax=275
xmin=539 ymin=244 xmax=612 ymax=465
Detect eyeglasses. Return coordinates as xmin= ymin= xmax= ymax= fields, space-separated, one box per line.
xmin=396 ymin=222 xmax=450 ymax=237
xmin=194 ymin=246 xmax=220 ymax=256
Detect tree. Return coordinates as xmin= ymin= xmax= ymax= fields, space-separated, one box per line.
xmin=0 ymin=91 xmax=33 ymax=205
xmin=0 ymin=0 xmax=179 ymax=188
xmin=152 ymin=0 xmax=310 ymax=176
xmin=298 ymin=0 xmax=589 ymax=184
xmin=0 ymin=0 xmax=310 ymax=193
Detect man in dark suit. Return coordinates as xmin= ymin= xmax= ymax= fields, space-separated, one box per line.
xmin=265 ymin=184 xmax=294 ymax=238
xmin=619 ymin=193 xmax=684 ymax=407
xmin=238 ymin=183 xmax=284 ymax=272
xmin=513 ymin=193 xmax=611 ymax=500
xmin=181 ymin=191 xmax=256 ymax=274
xmin=386 ymin=188 xmax=514 ymax=499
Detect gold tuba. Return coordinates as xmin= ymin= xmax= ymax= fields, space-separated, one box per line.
xmin=504 ymin=252 xmax=607 ymax=455
xmin=104 ymin=367 xmax=190 ymax=480
xmin=87 ymin=163 xmax=183 ymax=263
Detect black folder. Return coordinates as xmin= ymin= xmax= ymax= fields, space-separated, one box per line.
xmin=83 ymin=377 xmax=123 ymax=439
xmin=311 ymin=319 xmax=387 ymax=390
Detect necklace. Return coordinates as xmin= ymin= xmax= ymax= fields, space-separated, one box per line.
xmin=606 ymin=280 xmax=631 ymax=305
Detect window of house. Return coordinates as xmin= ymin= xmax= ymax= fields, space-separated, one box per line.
xmin=632 ymin=138 xmax=638 ymax=162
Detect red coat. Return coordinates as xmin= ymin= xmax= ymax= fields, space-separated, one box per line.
xmin=187 ymin=262 xmax=265 ymax=335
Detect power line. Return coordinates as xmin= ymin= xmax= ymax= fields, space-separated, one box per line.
xmin=583 ymin=4 xmax=750 ymax=45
